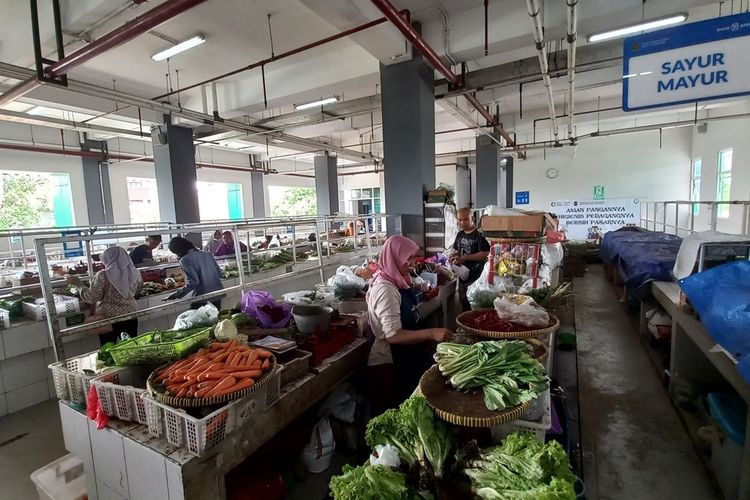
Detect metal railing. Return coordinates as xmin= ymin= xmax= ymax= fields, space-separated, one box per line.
xmin=640 ymin=201 xmax=750 ymax=236
xmin=31 ymin=214 xmax=393 ymax=361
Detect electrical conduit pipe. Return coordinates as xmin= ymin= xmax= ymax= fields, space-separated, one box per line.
xmin=566 ymin=0 xmax=578 ymax=143
xmin=525 ymin=0 xmax=560 ymax=144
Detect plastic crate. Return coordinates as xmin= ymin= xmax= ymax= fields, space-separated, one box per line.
xmin=49 ymin=351 xmax=121 ymax=404
xmin=91 ymin=366 xmax=149 ymax=424
xmin=280 ymin=350 xmax=312 ymax=386
xmin=30 ymin=453 xmax=86 ymax=500
xmin=142 ymin=367 xmax=282 ymax=457
xmin=108 ymin=327 xmax=211 ymax=366
xmin=490 ymin=389 xmax=552 ymax=443
xmin=24 ymin=296 xmax=80 ymax=321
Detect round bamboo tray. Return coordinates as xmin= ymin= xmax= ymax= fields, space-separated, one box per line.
xmin=456 ymin=310 xmax=560 ymax=339
xmin=419 ymin=365 xmax=533 ymax=427
xmin=147 ymin=355 xmax=276 ymax=409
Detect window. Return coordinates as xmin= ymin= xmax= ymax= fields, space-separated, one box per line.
xmin=268 ymin=186 xmax=317 ymax=216
xmin=716 ymin=149 xmax=733 ymax=219
xmin=126 ymin=177 xmax=160 ymax=223
xmin=690 ymin=159 xmax=701 ymax=216
xmin=0 ymin=171 xmax=74 ymax=229
xmin=197 ymin=182 xmax=244 ymax=221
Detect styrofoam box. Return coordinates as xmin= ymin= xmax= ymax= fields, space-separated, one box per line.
xmin=0 ymin=309 xmax=9 ymax=329
xmin=91 ymin=366 xmax=149 ymax=424
xmin=142 ymin=367 xmax=281 ymax=457
xmin=24 ymin=296 xmax=80 ymax=321
xmin=490 ymin=389 xmax=552 ymax=443
xmin=30 ymin=453 xmax=86 ymax=500
xmin=49 ymin=350 xmax=120 ymax=404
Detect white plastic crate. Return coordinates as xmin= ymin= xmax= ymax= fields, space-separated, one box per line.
xmin=0 ymin=309 xmax=9 ymax=329
xmin=142 ymin=367 xmax=282 ymax=457
xmin=91 ymin=366 xmax=149 ymax=424
xmin=490 ymin=389 xmax=552 ymax=443
xmin=24 ymin=296 xmax=80 ymax=321
xmin=49 ymin=350 xmax=120 ymax=404
xmin=30 ymin=453 xmax=86 ymax=500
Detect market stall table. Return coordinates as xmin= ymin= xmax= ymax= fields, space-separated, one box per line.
xmin=652 ymin=280 xmax=750 ymax=499
xmin=59 ymin=338 xmax=368 ymax=500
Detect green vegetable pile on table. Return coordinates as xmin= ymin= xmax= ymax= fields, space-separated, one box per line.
xmin=464 ymin=432 xmax=576 ymax=499
xmin=0 ymin=295 xmax=33 ymax=320
xmin=435 ymin=341 xmax=548 ymax=411
xmin=523 ymin=282 xmax=572 ymax=310
xmin=329 ymin=464 xmax=418 ymax=500
xmin=365 ymin=395 xmax=453 ymax=479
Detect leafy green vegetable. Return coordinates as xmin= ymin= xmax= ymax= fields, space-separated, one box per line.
xmin=231 ymin=313 xmax=254 ymax=327
xmin=329 ymin=464 xmax=413 ymax=500
xmin=98 ymin=341 xmax=116 ymax=366
xmin=435 ymin=341 xmax=548 ymax=411
xmin=365 ymin=396 xmax=453 ymax=478
xmin=465 ymin=433 xmax=576 ymax=500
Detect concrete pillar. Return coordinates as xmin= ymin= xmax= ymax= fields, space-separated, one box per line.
xmin=380 ymin=58 xmax=436 ymax=244
xmin=475 ymin=134 xmax=501 ymax=208
xmin=80 ymin=139 xmax=114 ymax=225
xmin=250 ymin=171 xmax=266 ymax=219
xmin=152 ymin=118 xmax=200 ymax=225
xmin=314 ymin=153 xmax=338 ymax=216
xmin=499 ymin=156 xmax=514 ymax=209
xmin=454 ymin=157 xmax=471 ymax=209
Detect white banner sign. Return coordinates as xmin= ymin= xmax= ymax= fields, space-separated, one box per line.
xmin=550 ymin=199 xmax=641 ymax=241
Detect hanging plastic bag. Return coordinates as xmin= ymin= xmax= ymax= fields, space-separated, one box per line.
xmin=173 ymin=303 xmax=219 ymax=330
xmin=466 ymin=262 xmax=509 ymax=309
xmin=494 ymin=293 xmax=549 ymax=328
xmin=369 ymin=444 xmax=401 ymax=468
xmin=86 ymin=385 xmax=110 ymax=430
xmin=241 ymin=290 xmax=291 ymax=329
xmin=300 ymin=417 xmax=335 ymax=473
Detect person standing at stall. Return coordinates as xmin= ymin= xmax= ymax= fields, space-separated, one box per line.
xmin=129 ymin=235 xmax=162 ymax=267
xmin=367 ymin=235 xmax=452 ymax=412
xmin=67 ymin=246 xmax=142 ymax=346
xmin=213 ymin=231 xmax=248 ymax=257
xmin=203 ymin=230 xmax=224 ymax=254
xmin=450 ymin=208 xmax=490 ymax=311
xmin=166 ymin=237 xmax=224 ymax=310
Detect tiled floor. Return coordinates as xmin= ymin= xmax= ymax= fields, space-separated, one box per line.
xmin=0 ymin=399 xmax=68 ymax=499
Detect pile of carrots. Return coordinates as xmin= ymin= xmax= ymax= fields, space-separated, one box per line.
xmin=154 ymin=339 xmax=273 ymax=399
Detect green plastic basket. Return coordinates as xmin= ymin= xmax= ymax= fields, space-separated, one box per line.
xmin=109 ymin=327 xmax=212 ymax=366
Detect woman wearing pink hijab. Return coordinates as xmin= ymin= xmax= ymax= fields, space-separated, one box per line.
xmin=366 ymin=235 xmax=452 ymax=412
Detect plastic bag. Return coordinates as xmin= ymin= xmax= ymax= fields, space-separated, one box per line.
xmin=680 ymin=261 xmax=750 ymax=382
xmin=318 ymin=383 xmax=357 ymax=423
xmin=86 ymin=385 xmax=109 ymax=430
xmin=241 ymin=290 xmax=291 ymax=329
xmin=466 ymin=262 xmax=511 ymax=309
xmin=327 ymin=266 xmax=366 ymax=299
xmin=173 ymin=303 xmax=219 ymax=330
xmin=300 ymin=417 xmax=335 ymax=473
xmin=370 ymin=444 xmax=401 ymax=468
xmin=493 ymin=293 xmax=549 ymax=328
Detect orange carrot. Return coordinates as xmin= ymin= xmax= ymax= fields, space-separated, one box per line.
xmin=212 ymin=377 xmax=254 ymax=396
xmin=176 ymin=387 xmax=189 ymax=397
xmin=205 ymin=376 xmax=237 ymax=398
xmin=249 ymin=360 xmax=262 ymax=370
xmin=197 ymin=372 xmax=226 ymax=382
xmin=256 ymin=349 xmax=272 ymax=359
xmin=261 ymin=358 xmax=270 ymax=371
xmin=229 ymin=370 xmax=262 ymax=379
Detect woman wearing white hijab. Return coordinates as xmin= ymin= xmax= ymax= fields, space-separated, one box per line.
xmin=67 ymin=246 xmax=143 ymax=345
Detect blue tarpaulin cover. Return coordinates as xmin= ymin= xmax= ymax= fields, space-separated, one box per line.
xmin=680 ymin=260 xmax=750 ymax=384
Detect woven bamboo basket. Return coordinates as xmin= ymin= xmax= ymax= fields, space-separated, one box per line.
xmin=456 ymin=310 xmax=560 ymax=339
xmin=147 ymin=355 xmax=276 ymax=409
xmin=419 ymin=365 xmax=534 ymax=427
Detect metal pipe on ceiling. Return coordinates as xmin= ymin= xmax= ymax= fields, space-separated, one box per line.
xmin=370 ymin=0 xmax=521 ymax=155
xmin=566 ymin=0 xmax=578 ymax=142
xmin=154 ymin=10 xmax=409 ymax=100
xmin=45 ymin=0 xmax=208 ymax=78
xmin=0 ymin=78 xmax=40 ymax=107
xmin=525 ymin=0 xmax=559 ymax=144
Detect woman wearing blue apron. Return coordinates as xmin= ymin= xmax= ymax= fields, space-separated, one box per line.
xmin=366 ymin=236 xmax=452 ymax=415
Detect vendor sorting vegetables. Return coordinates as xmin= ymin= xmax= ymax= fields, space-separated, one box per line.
xmin=165 ymin=237 xmax=224 ymax=309
xmin=67 ymin=246 xmax=143 ymax=345
xmin=366 ymin=235 xmax=452 ymax=413
xmin=128 ymin=234 xmax=162 ymax=267
xmin=450 ymin=208 xmax=490 ymax=311
xmin=214 ymin=231 xmax=248 ymax=257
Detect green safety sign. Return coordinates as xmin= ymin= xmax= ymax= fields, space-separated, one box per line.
xmin=593 ymin=185 xmax=605 ymax=200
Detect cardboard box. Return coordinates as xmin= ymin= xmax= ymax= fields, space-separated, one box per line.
xmin=426 ymin=189 xmax=449 ymax=203
xmin=481 ymin=213 xmax=546 ymax=236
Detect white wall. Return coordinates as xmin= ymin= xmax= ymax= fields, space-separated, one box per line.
xmin=513 ymin=127 xmax=693 ymax=211
xmin=691 ymin=108 xmax=750 ymax=234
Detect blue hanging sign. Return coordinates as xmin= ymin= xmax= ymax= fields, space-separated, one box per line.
xmin=623 ymin=12 xmax=750 ymax=111
xmin=515 ymin=191 xmax=530 ymax=205
xmin=61 ymin=231 xmax=84 ymax=258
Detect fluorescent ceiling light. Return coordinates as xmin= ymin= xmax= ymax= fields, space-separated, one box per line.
xmin=26 ymin=105 xmax=46 ymax=115
xmin=295 ymin=97 xmax=338 ymax=111
xmin=588 ymin=14 xmax=687 ymax=43
xmin=152 ymin=35 xmax=205 ymax=61
xmin=271 ymin=138 xmax=285 ymax=144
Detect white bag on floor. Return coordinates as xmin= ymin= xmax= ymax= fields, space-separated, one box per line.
xmin=300 ymin=417 xmax=336 ymax=473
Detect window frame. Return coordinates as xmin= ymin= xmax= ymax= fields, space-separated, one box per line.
xmin=716 ymin=149 xmax=733 ymax=219
xmin=690 ymin=158 xmax=701 ymax=216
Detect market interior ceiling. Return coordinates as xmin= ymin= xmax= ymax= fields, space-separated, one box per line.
xmin=0 ymin=0 xmax=743 ymax=173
